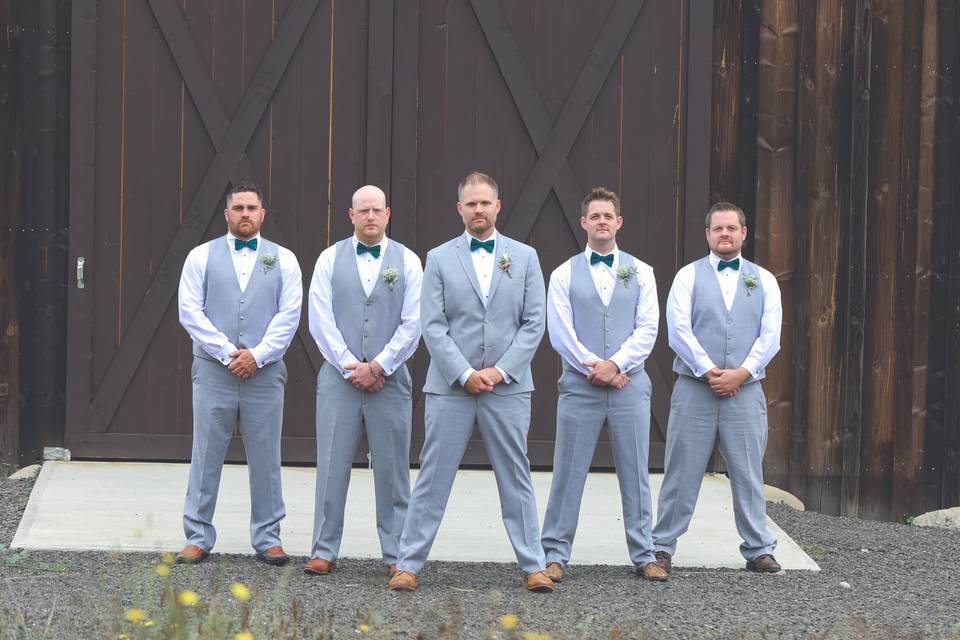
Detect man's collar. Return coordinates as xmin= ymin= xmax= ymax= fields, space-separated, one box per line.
xmin=708 ymin=252 xmax=741 ymax=268
xmin=352 ymin=234 xmax=388 ymax=251
xmin=464 ymin=229 xmax=498 ymax=244
xmin=227 ymin=232 xmax=261 ymax=247
xmin=584 ymin=244 xmax=618 ymax=259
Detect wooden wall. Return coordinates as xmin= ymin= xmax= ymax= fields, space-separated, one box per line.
xmin=714 ymin=0 xmax=960 ymax=520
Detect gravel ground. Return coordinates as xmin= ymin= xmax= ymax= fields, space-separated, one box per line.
xmin=1 ymin=470 xmax=959 ymax=639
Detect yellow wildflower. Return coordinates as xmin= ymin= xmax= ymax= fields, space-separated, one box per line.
xmin=177 ymin=590 xmax=200 ymax=606
xmin=118 ymin=634 xmax=130 ymax=640
xmin=161 ymin=552 xmax=176 ymax=565
xmin=234 ymin=631 xmax=255 ymax=640
xmin=123 ymin=608 xmax=146 ymax=624
xmin=155 ymin=564 xmax=170 ymax=577
xmin=499 ymin=614 xmax=519 ymax=629
xmin=358 ymin=623 xmax=370 ymax=633
xmin=230 ymin=582 xmax=251 ymax=602
xmin=521 ymin=633 xmax=551 ymax=640
xmin=144 ymin=620 xmax=155 ymax=628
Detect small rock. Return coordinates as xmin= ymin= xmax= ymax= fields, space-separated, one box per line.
xmin=912 ymin=507 xmax=960 ymax=531
xmin=839 ymin=581 xmax=851 ymax=589
xmin=8 ymin=464 xmax=41 ymax=480
xmin=860 ymin=548 xmax=869 ymax=553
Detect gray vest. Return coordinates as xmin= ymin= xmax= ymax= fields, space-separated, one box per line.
xmin=331 ymin=238 xmax=406 ymax=362
xmin=566 ymin=252 xmax=644 ymax=375
xmin=193 ymin=235 xmax=283 ymax=360
xmin=672 ymin=256 xmax=765 ymax=381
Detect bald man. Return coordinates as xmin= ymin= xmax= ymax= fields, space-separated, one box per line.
xmin=305 ymin=185 xmax=423 ymax=576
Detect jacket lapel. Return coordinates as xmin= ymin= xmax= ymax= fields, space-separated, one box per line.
xmin=487 ymin=235 xmax=508 ymax=303
xmin=456 ymin=236 xmax=486 ymax=305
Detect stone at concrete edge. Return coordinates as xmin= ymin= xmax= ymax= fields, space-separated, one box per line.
xmin=912 ymin=507 xmax=960 ymax=531
xmin=764 ymin=484 xmax=805 ymax=511
xmin=8 ymin=464 xmax=41 ymax=481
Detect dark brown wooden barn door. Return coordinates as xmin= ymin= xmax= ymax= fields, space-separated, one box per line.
xmin=65 ymin=0 xmax=342 ymax=460
xmin=397 ymin=0 xmax=714 ymax=468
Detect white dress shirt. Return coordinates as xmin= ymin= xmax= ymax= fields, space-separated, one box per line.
xmin=178 ymin=232 xmax=303 ymax=367
xmin=666 ymin=252 xmax=781 ymax=379
xmin=547 ymin=246 xmax=659 ymax=375
xmin=309 ymin=235 xmax=423 ymax=378
xmin=457 ymin=229 xmax=510 ymax=386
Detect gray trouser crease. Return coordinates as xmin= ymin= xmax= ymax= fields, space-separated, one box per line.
xmin=311 ymin=362 xmax=412 ymax=565
xmin=541 ymin=369 xmax=655 ymax=567
xmin=652 ymin=375 xmax=777 ymax=560
xmin=396 ymin=392 xmax=546 ymax=574
xmin=183 ymin=356 xmax=287 ymax=552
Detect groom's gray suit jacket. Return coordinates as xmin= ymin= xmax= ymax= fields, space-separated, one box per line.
xmin=420 ymin=233 xmax=545 ymax=396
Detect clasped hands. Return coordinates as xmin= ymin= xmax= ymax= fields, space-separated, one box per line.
xmin=345 ymin=361 xmax=386 ymax=392
xmin=227 ymin=349 xmax=258 ymax=379
xmin=464 ymin=367 xmax=504 ymax=394
xmin=582 ymin=360 xmax=630 ymax=389
xmin=706 ymin=367 xmax=751 ymax=398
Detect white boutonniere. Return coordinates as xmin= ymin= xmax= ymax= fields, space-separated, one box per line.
xmin=261 ymin=253 xmax=278 ymax=274
xmin=742 ymin=273 xmax=758 ymax=296
xmin=382 ymin=265 xmax=400 ymax=291
xmin=498 ymin=252 xmax=513 ymax=279
xmin=617 ymin=265 xmax=638 ymax=288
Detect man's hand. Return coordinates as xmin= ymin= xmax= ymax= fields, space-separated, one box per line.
xmin=610 ymin=373 xmax=631 ymax=390
xmin=227 ymin=349 xmax=258 ymax=379
xmin=464 ymin=370 xmax=496 ymax=394
xmin=477 ymin=367 xmax=504 ymax=386
xmin=345 ymin=362 xmax=385 ymax=392
xmin=583 ymin=359 xmax=620 ymax=386
xmin=707 ymin=367 xmax=750 ymax=398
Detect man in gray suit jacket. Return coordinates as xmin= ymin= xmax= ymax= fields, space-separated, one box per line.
xmin=388 ymin=172 xmax=554 ymax=593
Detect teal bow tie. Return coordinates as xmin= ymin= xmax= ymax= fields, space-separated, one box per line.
xmin=356 ymin=242 xmax=381 ymax=258
xmin=470 ymin=237 xmax=495 ymax=253
xmin=234 ymin=237 xmax=258 ymax=251
xmin=718 ymin=258 xmax=740 ymax=271
xmin=590 ymin=252 xmax=613 ymax=268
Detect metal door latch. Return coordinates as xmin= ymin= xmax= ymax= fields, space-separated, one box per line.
xmin=76 ymin=257 xmax=85 ymax=289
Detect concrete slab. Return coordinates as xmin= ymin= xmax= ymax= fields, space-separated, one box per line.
xmin=12 ymin=461 xmax=819 ymax=570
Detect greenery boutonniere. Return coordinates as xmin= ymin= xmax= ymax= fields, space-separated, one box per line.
xmin=261 ymin=253 xmax=278 ymax=274
xmin=742 ymin=273 xmax=758 ymax=296
xmin=617 ymin=265 xmax=638 ymax=288
xmin=382 ymin=265 xmax=400 ymax=291
xmin=498 ymin=252 xmax=513 ymax=279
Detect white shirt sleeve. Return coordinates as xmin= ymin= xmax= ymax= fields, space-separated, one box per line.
xmin=309 ymin=246 xmax=362 ymax=377
xmin=178 ymin=243 xmax=237 ymax=365
xmin=248 ymin=246 xmax=303 ymax=367
xmin=666 ymin=263 xmax=716 ymax=377
xmin=609 ymin=263 xmax=660 ymax=373
xmin=373 ymin=247 xmax=424 ymax=375
xmin=546 ymin=260 xmax=601 ymax=375
xmin=739 ymin=266 xmax=782 ymax=378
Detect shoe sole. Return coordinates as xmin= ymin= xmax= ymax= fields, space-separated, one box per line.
xmin=526 ymin=584 xmax=555 ymax=593
xmin=304 ymin=565 xmax=336 ymax=575
xmin=256 ymin=555 xmax=291 ymax=567
xmin=745 ymin=564 xmax=781 ymax=573
xmin=174 ymin=554 xmax=208 ymax=565
xmin=389 ymin=583 xmax=416 ymax=592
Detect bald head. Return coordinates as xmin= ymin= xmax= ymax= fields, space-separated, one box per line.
xmin=349 ymin=184 xmax=391 ymax=245
xmin=352 ymin=185 xmax=387 ymax=210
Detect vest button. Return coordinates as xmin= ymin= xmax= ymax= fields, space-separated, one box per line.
xmin=240 ymin=299 xmax=245 ymax=304
xmin=605 ymin=343 xmax=610 ymax=348
xmin=240 ymin=316 xmax=245 ymax=320
xmin=239 ymin=332 xmax=243 ymax=336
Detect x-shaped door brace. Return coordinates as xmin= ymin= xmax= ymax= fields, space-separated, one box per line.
xmin=91 ymin=0 xmax=324 ymax=432
xmin=470 ymin=0 xmax=669 ymax=430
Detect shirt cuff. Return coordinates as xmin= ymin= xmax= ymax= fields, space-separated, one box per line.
xmin=608 ymin=353 xmax=630 ymax=373
xmin=217 ymin=343 xmax=238 ymax=365
xmin=740 ymin=357 xmax=763 ymax=380
xmin=494 ymin=366 xmax=510 ymax=384
xmin=340 ymin=355 xmax=362 ymax=379
xmin=694 ymin=356 xmax=716 ymax=378
xmin=373 ymin=353 xmax=397 ymax=376
xmin=458 ymin=368 xmax=476 ymax=387
xmin=249 ymin=345 xmax=268 ymax=368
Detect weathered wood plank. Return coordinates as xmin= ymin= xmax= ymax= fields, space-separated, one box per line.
xmin=754 ymin=0 xmax=799 ymax=491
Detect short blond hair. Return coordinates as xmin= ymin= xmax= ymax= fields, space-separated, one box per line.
xmin=581 ymin=187 xmax=620 ymax=217
xmin=705 ymin=202 xmax=746 ymax=228
xmin=457 ymin=171 xmax=499 ymax=201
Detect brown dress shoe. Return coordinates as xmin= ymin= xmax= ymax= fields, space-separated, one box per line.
xmin=524 ymin=571 xmax=556 ymax=593
xmin=544 ymin=562 xmax=564 ymax=583
xmin=174 ymin=544 xmax=209 ymax=565
xmin=746 ymin=554 xmax=781 ymax=573
xmin=388 ymin=570 xmax=417 ymax=591
xmin=387 ymin=564 xmax=398 ymax=577
xmin=304 ymin=557 xmax=337 ymax=575
xmin=256 ymin=545 xmax=290 ymax=566
xmin=654 ymin=550 xmax=672 ymax=574
xmin=637 ymin=561 xmax=669 ymax=582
